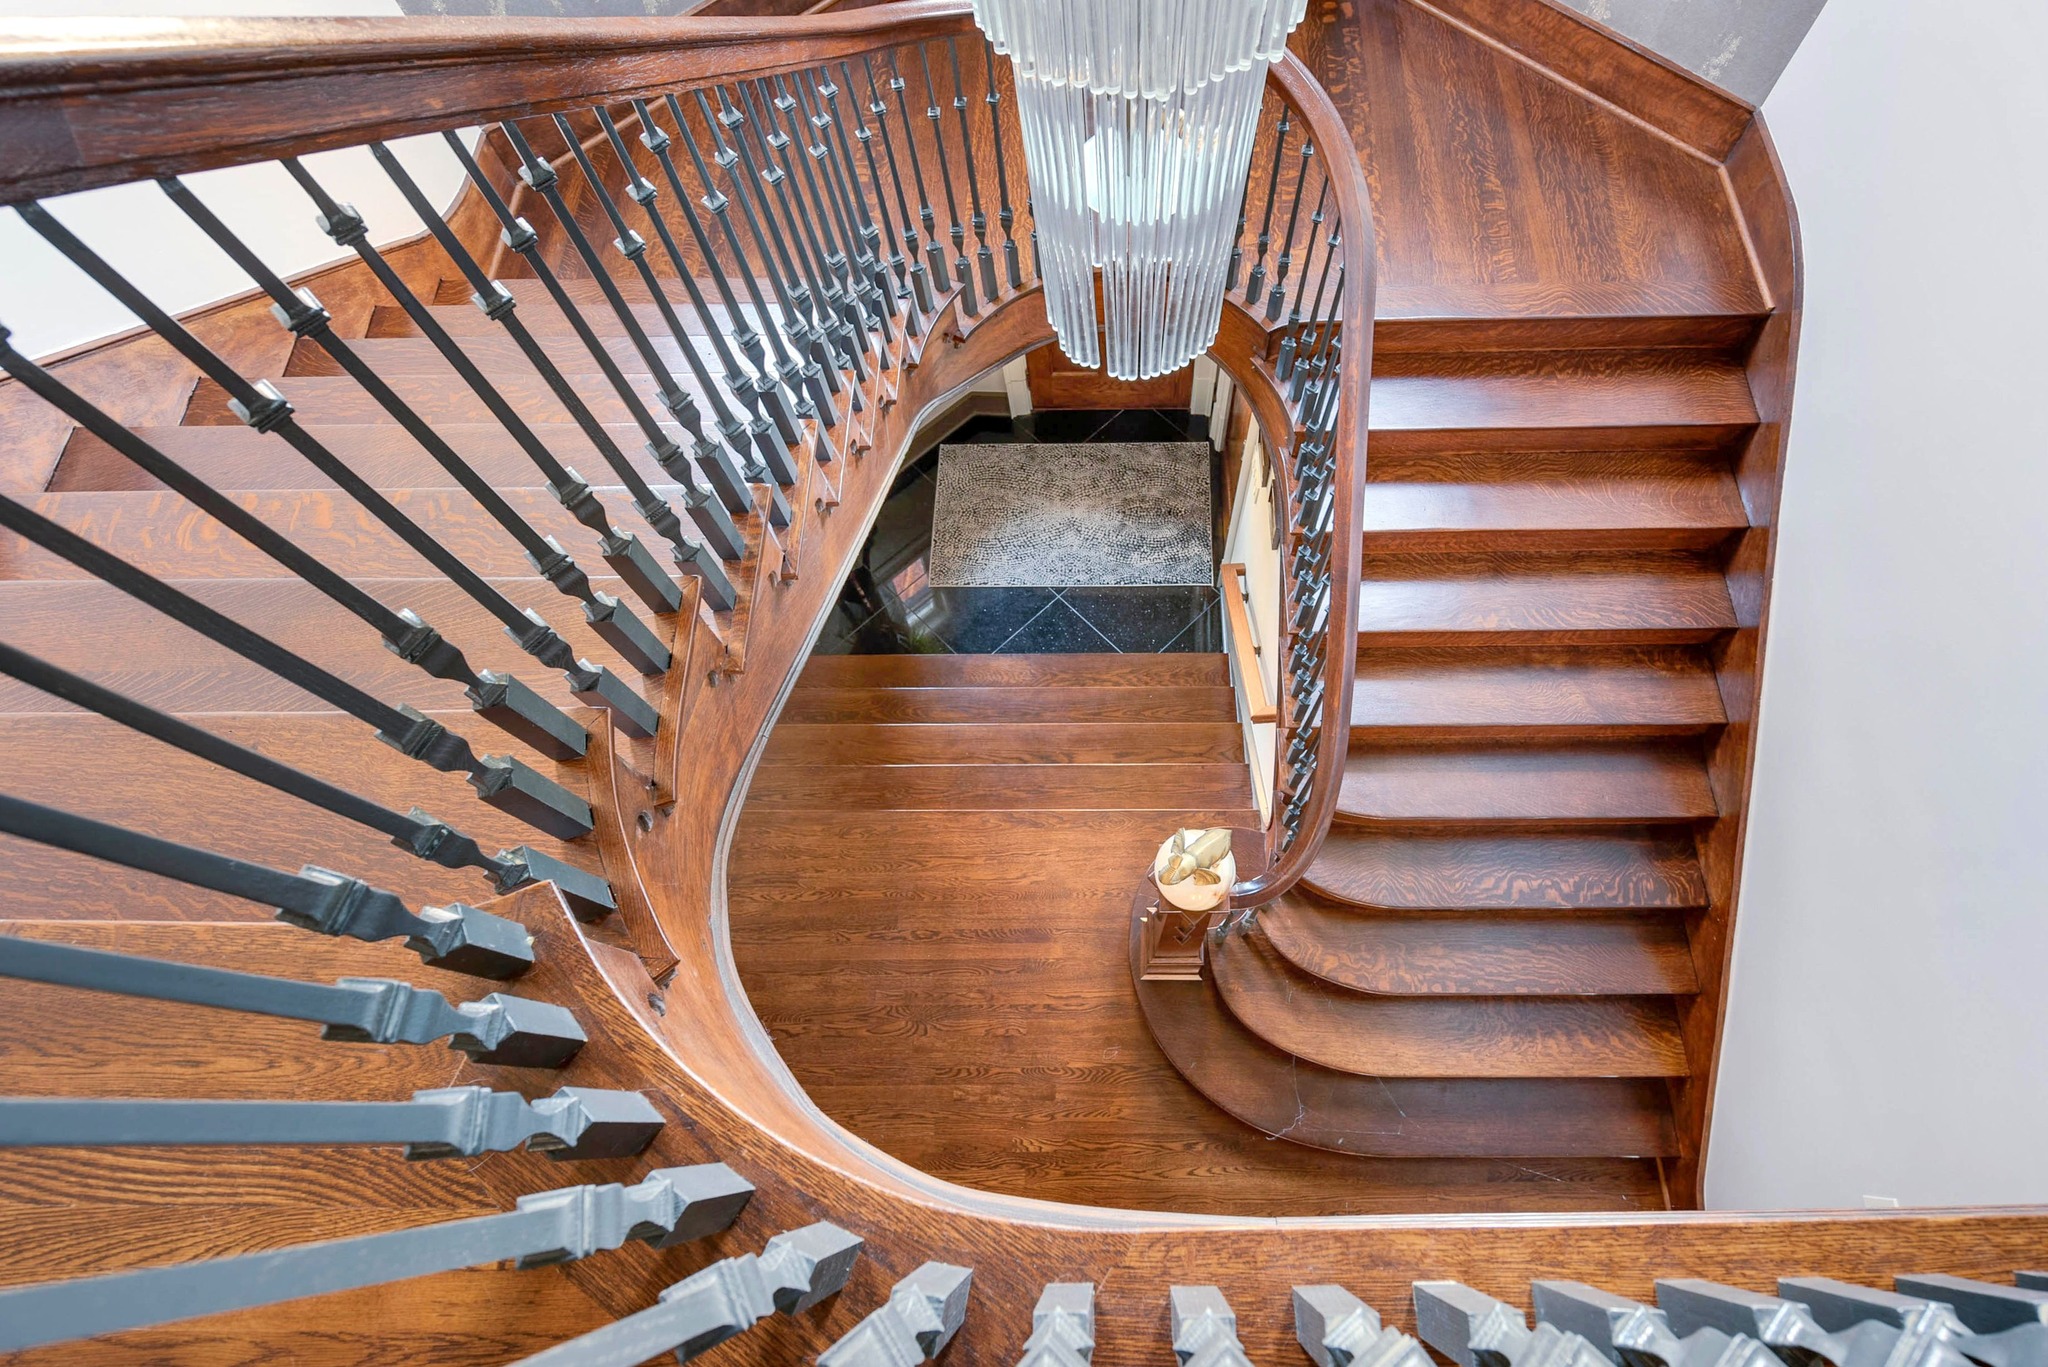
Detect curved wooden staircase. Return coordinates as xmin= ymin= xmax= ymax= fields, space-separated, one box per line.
xmin=0 ymin=4 xmax=2041 ymax=1365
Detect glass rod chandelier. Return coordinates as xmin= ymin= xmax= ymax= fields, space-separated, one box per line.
xmin=972 ymin=0 xmax=1309 ymax=380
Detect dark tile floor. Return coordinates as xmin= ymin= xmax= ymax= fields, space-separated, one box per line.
xmin=814 ymin=409 xmax=1226 ymax=656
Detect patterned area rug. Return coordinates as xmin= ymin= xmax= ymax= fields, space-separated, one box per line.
xmin=929 ymin=442 xmax=1213 ymax=587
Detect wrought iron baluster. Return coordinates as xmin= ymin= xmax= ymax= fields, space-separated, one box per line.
xmin=629 ymin=99 xmax=807 ymax=456
xmin=538 ymin=115 xmax=783 ymax=525
xmin=494 ymin=120 xmax=759 ymax=526
xmin=0 ymin=792 xmax=536 ymax=975
xmin=820 ymin=1261 xmax=974 ymax=1367
xmin=748 ymin=77 xmax=871 ymax=390
xmin=805 ymin=68 xmax=898 ymax=353
xmin=1277 ymin=192 xmax=1333 ymax=380
xmin=841 ymin=60 xmax=924 ymax=338
xmin=918 ymin=42 xmax=979 ymax=316
xmin=983 ymin=38 xmax=1022 ymax=292
xmin=1174 ymin=1287 xmax=1256 ymax=1367
xmin=280 ymin=157 xmax=683 ymax=627
xmin=0 ymin=1085 xmax=662 ymax=1158
xmin=439 ymin=136 xmax=742 ymax=605
xmin=1268 ymin=137 xmax=1317 ymax=321
xmin=1294 ymin=267 xmax=1345 ymax=405
xmin=1246 ymin=109 xmax=1293 ymax=305
xmin=1017 ymin=1283 xmax=1096 ymax=1366
xmin=690 ymin=88 xmax=839 ymax=425
xmin=153 ymin=179 xmax=694 ymax=702
xmin=508 ymin=1222 xmax=863 ymax=1367
xmin=0 ymin=641 xmax=613 ymax=917
xmin=719 ymin=84 xmax=855 ymax=410
xmin=0 ymin=1165 xmax=753 ymax=1354
xmin=779 ymin=73 xmax=887 ymax=360
xmin=886 ymin=50 xmax=951 ymax=296
xmin=0 ymin=934 xmax=586 ymax=1066
xmin=0 ymin=498 xmax=593 ymax=839
xmin=591 ymin=108 xmax=797 ymax=487
xmin=862 ymin=54 xmax=936 ymax=318
xmin=372 ymin=141 xmax=698 ymax=608
xmin=0 ymin=310 xmax=600 ymax=755
xmin=945 ymin=37 xmax=999 ymax=307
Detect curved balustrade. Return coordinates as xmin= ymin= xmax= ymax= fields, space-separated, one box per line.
xmin=0 ymin=4 xmax=2040 ymax=1363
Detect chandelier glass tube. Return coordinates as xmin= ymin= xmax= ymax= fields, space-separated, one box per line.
xmin=972 ymin=0 xmax=1309 ymax=379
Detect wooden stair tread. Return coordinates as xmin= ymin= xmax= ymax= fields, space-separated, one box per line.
xmin=1351 ymin=645 xmax=1726 ymax=736
xmin=1371 ymin=312 xmax=1764 ymax=356
xmin=430 ymin=275 xmax=753 ymax=326
xmin=47 ymin=424 xmax=673 ymax=494
xmin=1260 ymin=894 xmax=1699 ymax=995
xmin=1 ymin=487 xmax=685 ymax=584
xmin=762 ymin=722 xmax=1243 ymax=766
xmin=778 ymin=685 xmax=1237 ymax=725
xmin=1130 ymin=918 xmax=1677 ymax=1159
xmin=1361 ymin=470 xmax=1748 ymax=552
xmin=1211 ymin=930 xmax=1690 ymax=1078
xmin=184 ymin=373 xmax=693 ymax=430
xmin=1356 ymin=551 xmax=1739 ymax=643
xmin=745 ymin=761 xmax=1256 ymax=812
xmin=1301 ymin=828 xmax=1709 ymax=910
xmin=1336 ymin=741 xmax=1717 ymax=825
xmin=0 ymin=712 xmax=593 ymax=922
xmin=0 ymin=577 xmax=667 ymax=716
xmin=286 ymin=331 xmax=694 ymax=379
xmin=1369 ymin=351 xmax=1758 ymax=442
xmin=794 ymin=652 xmax=1229 ymax=690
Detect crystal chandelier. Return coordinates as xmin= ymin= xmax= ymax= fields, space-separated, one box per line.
xmin=972 ymin=0 xmax=1309 ymax=380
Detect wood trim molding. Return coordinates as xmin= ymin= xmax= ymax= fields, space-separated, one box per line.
xmin=1221 ymin=563 xmax=1277 ymax=725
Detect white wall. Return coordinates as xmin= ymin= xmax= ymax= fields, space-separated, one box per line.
xmin=0 ymin=0 xmax=476 ymax=363
xmin=1704 ymin=0 xmax=2048 ymax=1210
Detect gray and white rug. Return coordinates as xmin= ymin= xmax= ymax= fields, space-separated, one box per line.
xmin=929 ymin=442 xmax=1213 ymax=588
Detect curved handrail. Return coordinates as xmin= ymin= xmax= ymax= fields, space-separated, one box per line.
xmin=1225 ymin=52 xmax=1375 ymax=909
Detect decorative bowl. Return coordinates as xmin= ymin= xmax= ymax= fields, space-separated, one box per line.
xmin=1152 ymin=828 xmax=1235 ymax=912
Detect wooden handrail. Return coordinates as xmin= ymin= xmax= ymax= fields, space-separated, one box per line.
xmin=1225 ymin=51 xmax=1375 ymax=909
xmin=1220 ymin=563 xmax=1277 ymax=726
xmin=0 ymin=2 xmax=977 ymax=200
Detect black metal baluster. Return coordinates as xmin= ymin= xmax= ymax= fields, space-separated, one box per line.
xmin=590 ymin=109 xmax=797 ymax=486
xmin=0 ymin=1165 xmax=751 ymax=1355
xmin=983 ymin=38 xmax=1022 ymax=292
xmin=749 ymin=78 xmax=871 ymax=389
xmin=0 ymin=792 xmax=537 ymax=975
xmin=0 ymin=935 xmax=586 ymax=1066
xmin=948 ymin=37 xmax=999 ymax=307
xmin=1293 ymin=266 xmax=1344 ymax=405
xmin=888 ymin=52 xmax=950 ymax=296
xmin=539 ymin=116 xmax=784 ymax=526
xmin=1267 ymin=138 xmax=1316 ymax=322
xmin=152 ymin=180 xmax=689 ymax=707
xmin=918 ymin=42 xmax=979 ymax=315
xmin=279 ymin=157 xmax=685 ymax=626
xmin=629 ymin=99 xmax=806 ymax=453
xmin=0 ymin=311 xmax=601 ymax=755
xmin=1246 ymin=109 xmax=1292 ymax=305
xmin=861 ymin=54 xmax=935 ymax=319
xmin=0 ymin=1086 xmax=660 ymax=1158
xmin=0 ymin=642 xmax=616 ymax=920
xmin=776 ymin=73 xmax=883 ymax=361
xmin=0 ymin=496 xmax=592 ymax=840
xmin=805 ymin=68 xmax=897 ymax=354
xmin=840 ymin=61 xmax=923 ymax=339
xmin=494 ymin=120 xmax=758 ymax=525
xmin=371 ymin=139 xmax=714 ymax=611
xmin=690 ymin=89 xmax=840 ymax=427
xmin=438 ymin=136 xmax=743 ymax=606
xmin=715 ymin=85 xmax=848 ymax=403
xmin=1276 ymin=190 xmax=1332 ymax=381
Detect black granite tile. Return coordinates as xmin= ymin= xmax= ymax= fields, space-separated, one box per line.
xmin=1151 ymin=408 xmax=1211 ymax=441
xmin=994 ymin=597 xmax=1120 ymax=654
xmin=910 ymin=586 xmax=1058 ymax=654
xmin=866 ymin=472 xmax=935 ymax=580
xmin=953 ymin=414 xmax=1030 ymax=444
xmin=1087 ymin=408 xmax=1199 ymax=444
xmin=813 ymin=600 xmax=949 ymax=656
xmin=1059 ymin=586 xmax=1220 ymax=653
xmin=1024 ymin=409 xmax=1118 ymax=443
xmin=1159 ymin=602 xmax=1223 ymax=653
